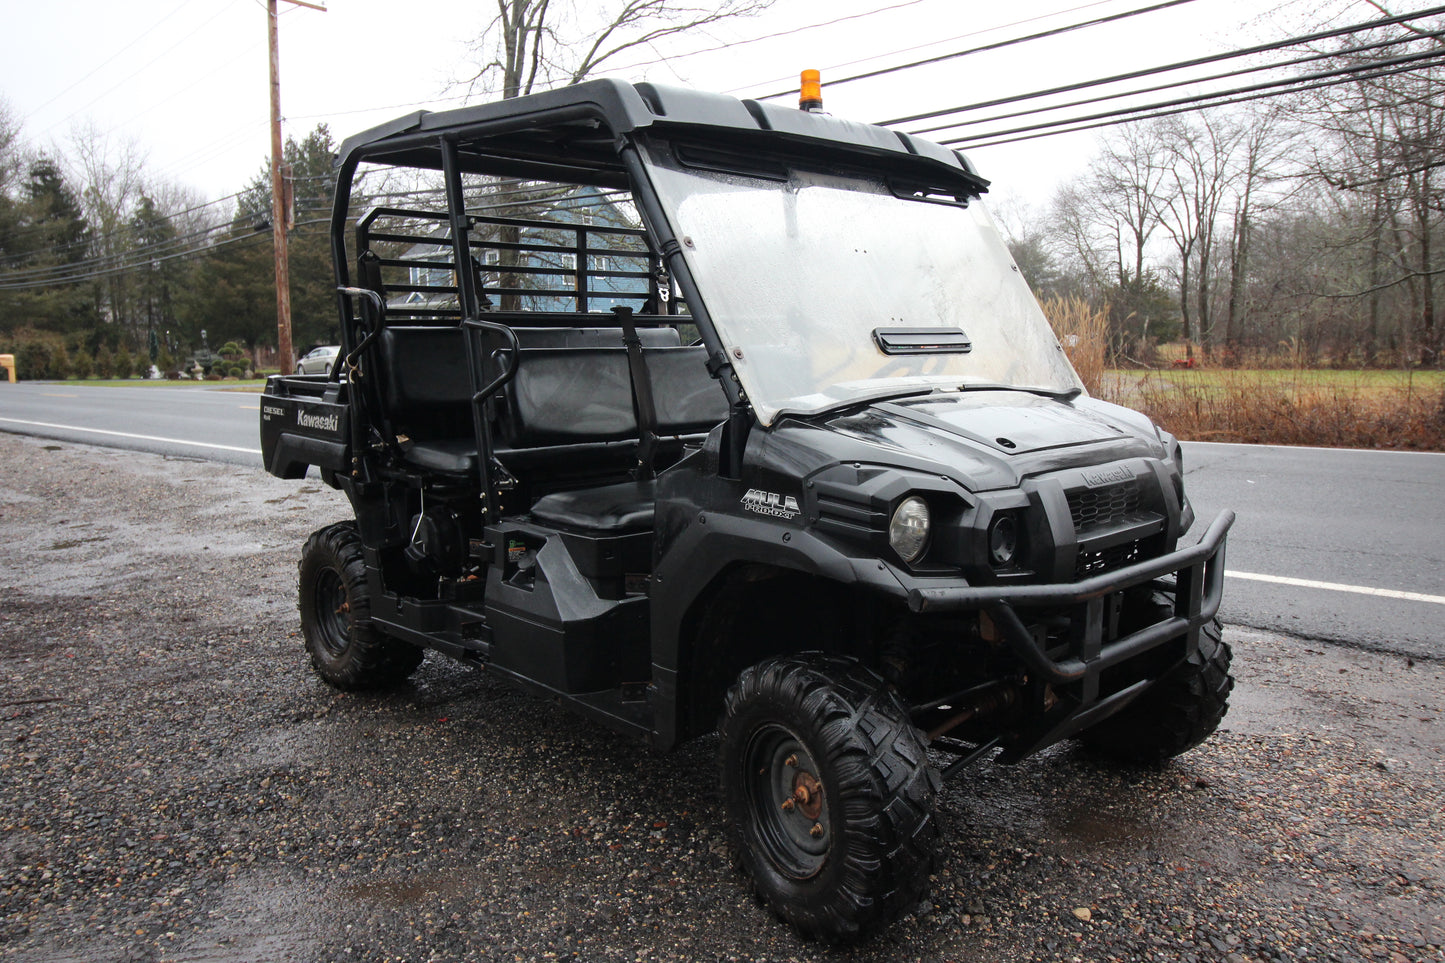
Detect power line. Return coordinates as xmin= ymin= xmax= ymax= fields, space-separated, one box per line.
xmin=21 ymin=0 xmax=203 ymax=123
xmin=906 ymin=23 xmax=1445 ymax=138
xmin=0 ymin=218 xmax=330 ymax=291
xmin=0 ymin=189 xmax=636 ymax=290
xmin=289 ymin=1 xmax=1124 ymax=126
xmin=750 ymin=0 xmax=1199 ymax=100
xmin=0 ymin=174 xmax=333 ymax=268
xmin=725 ymin=0 xmax=1123 ymax=98
xmin=608 ymin=0 xmax=930 ymax=74
xmin=881 ymin=3 xmax=1445 ymax=129
xmin=943 ymin=51 xmax=1445 ymax=149
xmin=37 ymin=0 xmax=249 ymax=139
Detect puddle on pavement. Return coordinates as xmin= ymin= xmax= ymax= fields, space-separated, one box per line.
xmin=1059 ymin=806 xmax=1150 ymax=846
xmin=167 ymin=871 xmax=321 ymax=963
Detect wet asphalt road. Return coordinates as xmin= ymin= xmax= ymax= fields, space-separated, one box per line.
xmin=0 ymin=383 xmax=262 ymax=467
xmin=1182 ymin=442 xmax=1445 ymax=660
xmin=0 ymin=433 xmax=1442 ymax=963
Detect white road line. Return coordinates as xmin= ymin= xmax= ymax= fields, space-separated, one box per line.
xmin=1187 ymin=440 xmax=1445 ymax=457
xmin=1229 ymin=570 xmax=1445 ymax=606
xmin=0 ymin=417 xmax=260 ymax=455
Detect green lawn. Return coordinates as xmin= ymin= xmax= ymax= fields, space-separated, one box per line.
xmin=1103 ymin=367 xmax=1445 ymax=403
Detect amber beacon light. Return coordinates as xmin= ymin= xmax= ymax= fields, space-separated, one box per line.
xmin=799 ymin=69 xmax=823 ymax=111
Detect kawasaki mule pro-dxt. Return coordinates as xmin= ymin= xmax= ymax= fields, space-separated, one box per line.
xmin=259 ymin=79 xmax=1233 ymax=942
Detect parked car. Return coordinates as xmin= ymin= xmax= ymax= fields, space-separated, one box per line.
xmin=295 ymin=345 xmax=340 ymax=375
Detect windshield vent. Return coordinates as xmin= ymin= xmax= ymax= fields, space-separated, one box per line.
xmin=873 ymin=327 xmax=971 ymax=355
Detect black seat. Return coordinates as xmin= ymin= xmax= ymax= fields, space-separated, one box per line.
xmin=374 ymin=322 xmax=725 ymax=483
xmin=400 ymin=437 xmax=477 ymax=474
xmin=529 ymin=479 xmax=658 ymax=533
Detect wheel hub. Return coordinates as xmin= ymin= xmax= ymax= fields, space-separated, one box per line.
xmin=313 ymin=568 xmax=353 ymax=659
xmin=744 ymin=726 xmax=831 ymax=879
xmin=790 ymin=769 xmax=824 ymax=821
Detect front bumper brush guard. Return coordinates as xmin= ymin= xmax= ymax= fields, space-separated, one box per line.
xmin=906 ymin=510 xmax=1234 ymax=688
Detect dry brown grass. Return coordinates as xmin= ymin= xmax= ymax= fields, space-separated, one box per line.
xmin=1041 ymin=296 xmax=1109 ymax=395
xmin=1042 ymin=298 xmax=1445 ymax=449
xmin=1104 ymin=369 xmax=1445 ymax=451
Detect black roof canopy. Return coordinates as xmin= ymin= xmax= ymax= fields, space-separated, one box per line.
xmin=334 ymin=79 xmax=989 ymax=195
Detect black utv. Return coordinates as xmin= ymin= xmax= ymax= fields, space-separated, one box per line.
xmin=260 ymin=79 xmax=1233 ymax=942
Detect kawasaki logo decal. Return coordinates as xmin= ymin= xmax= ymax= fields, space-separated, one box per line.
xmin=296 ymin=409 xmax=340 ymax=433
xmin=741 ymin=489 xmax=801 ymax=520
xmin=1081 ymin=465 xmax=1133 ymax=488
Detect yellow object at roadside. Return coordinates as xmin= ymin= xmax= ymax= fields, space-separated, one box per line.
xmin=0 ymin=354 xmax=15 ymax=383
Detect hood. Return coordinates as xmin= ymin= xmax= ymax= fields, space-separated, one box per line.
xmin=780 ymin=390 xmax=1166 ymax=492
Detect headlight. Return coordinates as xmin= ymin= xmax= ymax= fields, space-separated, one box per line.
xmin=888 ymin=496 xmax=931 ymax=563
xmin=988 ymin=513 xmax=1018 ymax=568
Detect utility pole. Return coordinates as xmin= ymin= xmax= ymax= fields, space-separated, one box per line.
xmin=268 ymin=0 xmax=325 ymax=376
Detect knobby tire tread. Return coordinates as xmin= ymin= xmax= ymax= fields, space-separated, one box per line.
xmin=721 ymin=653 xmax=940 ymax=943
xmin=1081 ymin=619 xmax=1233 ymax=764
xmin=299 ymin=522 xmax=423 ymax=690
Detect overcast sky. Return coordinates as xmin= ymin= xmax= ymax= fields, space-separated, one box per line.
xmin=2 ymin=0 xmax=1334 ymax=215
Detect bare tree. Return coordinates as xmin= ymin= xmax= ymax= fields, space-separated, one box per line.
xmin=1154 ymin=114 xmax=1248 ymax=359
xmin=458 ymin=0 xmax=777 ymax=101
xmin=1224 ymin=113 xmax=1295 ymax=358
xmin=67 ymin=121 xmax=148 ymax=335
xmin=0 ymin=98 xmax=22 ymax=195
xmin=1093 ymin=123 xmax=1170 ymax=292
xmin=1296 ymin=10 xmax=1445 ymax=365
xmin=455 ymin=0 xmax=776 ymax=309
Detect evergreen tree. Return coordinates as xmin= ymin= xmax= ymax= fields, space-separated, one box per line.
xmin=130 ymin=194 xmax=179 ymax=346
xmin=179 ymin=124 xmax=339 ymax=352
xmin=6 ymin=157 xmax=95 ymax=331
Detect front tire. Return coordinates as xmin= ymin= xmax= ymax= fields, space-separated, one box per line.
xmin=719 ymin=654 xmax=939 ymax=943
xmin=1079 ymin=618 xmax=1233 ymax=764
xmin=298 ymin=522 xmax=423 ymax=690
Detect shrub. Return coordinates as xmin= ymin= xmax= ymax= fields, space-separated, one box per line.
xmin=114 ymin=347 xmax=135 ymax=379
xmin=1121 ymin=370 xmax=1445 ymax=451
xmin=50 ymin=344 xmax=71 ymax=380
xmin=0 ymin=327 xmax=70 ymax=379
xmin=1040 ymin=295 xmax=1109 ymax=395
xmin=93 ymin=344 xmax=115 ymax=379
xmin=71 ymin=349 xmax=94 ymax=380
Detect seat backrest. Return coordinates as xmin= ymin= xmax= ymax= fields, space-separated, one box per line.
xmin=501 ymin=347 xmax=638 ymax=446
xmin=374 ymin=323 xmax=725 ymax=449
xmin=375 ymin=326 xmax=470 ymax=433
xmin=643 ymin=346 xmax=730 ymax=435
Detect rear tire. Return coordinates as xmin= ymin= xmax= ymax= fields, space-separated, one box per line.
xmin=298 ymin=522 xmax=423 ymax=690
xmin=719 ymin=654 xmax=939 ymax=943
xmin=1079 ymin=618 xmax=1233 ymax=764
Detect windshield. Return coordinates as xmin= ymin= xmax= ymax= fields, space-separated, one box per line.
xmin=643 ymin=149 xmax=1082 ymax=425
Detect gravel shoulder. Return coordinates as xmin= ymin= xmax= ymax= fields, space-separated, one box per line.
xmin=1 ymin=432 xmax=1441 ymax=963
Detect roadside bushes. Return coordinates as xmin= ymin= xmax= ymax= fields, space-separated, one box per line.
xmin=1041 ymin=296 xmax=1108 ymax=395
xmin=1114 ymin=370 xmax=1445 ymax=451
xmin=0 ymin=327 xmax=70 ymax=379
xmin=0 ymin=327 xmax=157 ymax=380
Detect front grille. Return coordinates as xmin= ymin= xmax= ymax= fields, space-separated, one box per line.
xmin=1075 ymin=538 xmax=1146 ymax=580
xmin=1068 ymin=479 xmax=1146 ymax=533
